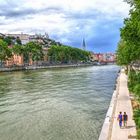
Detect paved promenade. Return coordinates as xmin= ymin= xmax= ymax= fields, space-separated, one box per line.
xmin=110 ymin=70 xmax=136 ymax=140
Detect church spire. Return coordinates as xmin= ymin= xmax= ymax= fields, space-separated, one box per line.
xmin=82 ymin=38 xmax=86 ymax=50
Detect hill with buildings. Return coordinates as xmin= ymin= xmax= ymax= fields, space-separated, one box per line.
xmin=0 ymin=32 xmax=92 ymax=67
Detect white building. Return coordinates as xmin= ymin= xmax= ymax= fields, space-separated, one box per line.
xmin=5 ymin=33 xmax=30 ymax=45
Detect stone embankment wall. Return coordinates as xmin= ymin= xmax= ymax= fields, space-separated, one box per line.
xmin=0 ymin=64 xmax=93 ymax=72
xmin=98 ymin=71 xmax=120 ymax=140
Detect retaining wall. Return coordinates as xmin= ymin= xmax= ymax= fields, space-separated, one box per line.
xmin=98 ymin=73 xmax=120 ymax=140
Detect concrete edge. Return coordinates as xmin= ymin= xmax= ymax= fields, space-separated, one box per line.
xmin=98 ymin=73 xmax=120 ymax=140
xmin=0 ymin=64 xmax=93 ymax=72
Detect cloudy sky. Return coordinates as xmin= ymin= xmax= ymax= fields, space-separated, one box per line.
xmin=0 ymin=0 xmax=130 ymax=52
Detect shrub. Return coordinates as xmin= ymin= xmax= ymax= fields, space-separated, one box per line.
xmin=137 ymin=129 xmax=140 ymax=139
xmin=128 ymin=71 xmax=140 ymax=93
xmin=134 ymin=109 xmax=140 ymax=128
xmin=134 ymin=84 xmax=140 ymax=99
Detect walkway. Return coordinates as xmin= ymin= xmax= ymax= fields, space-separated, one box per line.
xmin=110 ymin=70 xmax=136 ymax=140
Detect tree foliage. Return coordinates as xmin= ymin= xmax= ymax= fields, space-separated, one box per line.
xmin=0 ymin=38 xmax=44 ymax=64
xmin=24 ymin=42 xmax=44 ymax=62
xmin=12 ymin=44 xmax=24 ymax=55
xmin=48 ymin=45 xmax=91 ymax=64
xmin=116 ymin=40 xmax=131 ymax=65
xmin=121 ymin=2 xmax=140 ymax=138
xmin=0 ymin=39 xmax=12 ymax=61
xmin=0 ymin=36 xmax=91 ymax=65
xmin=16 ymin=37 xmax=22 ymax=45
xmin=116 ymin=0 xmax=140 ymax=65
xmin=3 ymin=36 xmax=13 ymax=46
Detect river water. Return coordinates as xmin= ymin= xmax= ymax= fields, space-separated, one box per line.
xmin=0 ymin=65 xmax=119 ymax=140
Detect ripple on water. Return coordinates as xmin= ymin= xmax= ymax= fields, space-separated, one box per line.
xmin=0 ymin=65 xmax=120 ymax=140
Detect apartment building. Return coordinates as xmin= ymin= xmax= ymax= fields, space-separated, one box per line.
xmin=5 ymin=33 xmax=30 ymax=45
xmin=91 ymin=53 xmax=116 ymax=63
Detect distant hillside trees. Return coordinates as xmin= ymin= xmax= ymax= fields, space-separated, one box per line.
xmin=23 ymin=42 xmax=44 ymax=63
xmin=0 ymin=37 xmax=44 ymax=65
xmin=0 ymin=36 xmax=91 ymax=66
xmin=48 ymin=45 xmax=91 ymax=64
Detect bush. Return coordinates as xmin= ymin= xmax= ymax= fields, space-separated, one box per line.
xmin=134 ymin=84 xmax=140 ymax=99
xmin=128 ymin=71 xmax=140 ymax=93
xmin=137 ymin=129 xmax=140 ymax=139
xmin=134 ymin=109 xmax=140 ymax=128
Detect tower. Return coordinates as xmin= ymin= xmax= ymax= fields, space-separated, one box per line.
xmin=82 ymin=38 xmax=86 ymax=50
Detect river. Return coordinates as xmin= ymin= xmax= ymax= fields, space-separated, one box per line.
xmin=0 ymin=65 xmax=119 ymax=140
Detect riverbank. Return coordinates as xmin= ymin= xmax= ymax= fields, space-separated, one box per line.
xmin=98 ymin=69 xmax=136 ymax=140
xmin=98 ymin=71 xmax=120 ymax=140
xmin=0 ymin=63 xmax=94 ymax=72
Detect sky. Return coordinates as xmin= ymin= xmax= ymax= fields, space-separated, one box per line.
xmin=0 ymin=0 xmax=130 ymax=52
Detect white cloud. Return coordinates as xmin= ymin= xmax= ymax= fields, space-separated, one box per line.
xmin=0 ymin=0 xmax=130 ymax=34
xmin=0 ymin=0 xmax=130 ymax=51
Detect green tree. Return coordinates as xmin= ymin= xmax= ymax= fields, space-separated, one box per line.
xmin=116 ymin=40 xmax=132 ymax=66
xmin=12 ymin=44 xmax=23 ymax=55
xmin=48 ymin=45 xmax=91 ymax=64
xmin=119 ymin=0 xmax=140 ymax=64
xmin=120 ymin=1 xmax=140 ymax=138
xmin=3 ymin=36 xmax=14 ymax=46
xmin=0 ymin=39 xmax=12 ymax=65
xmin=16 ymin=37 xmax=22 ymax=45
xmin=24 ymin=42 xmax=44 ymax=64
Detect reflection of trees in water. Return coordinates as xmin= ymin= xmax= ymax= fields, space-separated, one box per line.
xmin=0 ymin=77 xmax=11 ymax=97
xmin=0 ymin=71 xmax=42 ymax=97
xmin=8 ymin=71 xmax=39 ymax=90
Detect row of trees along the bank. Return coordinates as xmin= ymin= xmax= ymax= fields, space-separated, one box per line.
xmin=0 ymin=36 xmax=91 ymax=66
xmin=116 ymin=0 xmax=140 ymax=138
xmin=48 ymin=45 xmax=90 ymax=64
xmin=0 ymin=38 xmax=44 ymax=65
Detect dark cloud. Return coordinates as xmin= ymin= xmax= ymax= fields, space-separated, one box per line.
xmin=0 ymin=1 xmax=64 ymax=19
xmin=0 ymin=9 xmax=36 ymax=18
xmin=62 ymin=10 xmax=101 ymax=20
xmin=0 ymin=0 xmax=36 ymax=19
xmin=0 ymin=0 xmax=101 ymax=21
xmin=50 ymin=18 xmax=123 ymax=53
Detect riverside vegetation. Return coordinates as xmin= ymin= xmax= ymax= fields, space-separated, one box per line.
xmin=116 ymin=0 xmax=140 ymax=138
xmin=0 ymin=36 xmax=91 ymax=66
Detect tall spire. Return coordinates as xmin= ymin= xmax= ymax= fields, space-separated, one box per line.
xmin=82 ymin=38 xmax=86 ymax=50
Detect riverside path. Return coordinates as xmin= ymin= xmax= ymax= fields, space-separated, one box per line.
xmin=110 ymin=69 xmax=136 ymax=140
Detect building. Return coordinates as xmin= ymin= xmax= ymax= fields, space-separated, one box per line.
xmin=5 ymin=33 xmax=30 ymax=45
xmin=82 ymin=38 xmax=86 ymax=50
xmin=43 ymin=47 xmax=49 ymax=62
xmin=5 ymin=53 xmax=24 ymax=67
xmin=0 ymin=33 xmax=5 ymax=38
xmin=91 ymin=53 xmax=116 ymax=63
xmin=105 ymin=53 xmax=116 ymax=63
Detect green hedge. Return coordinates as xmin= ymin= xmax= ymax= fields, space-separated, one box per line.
xmin=134 ymin=109 xmax=140 ymax=139
xmin=129 ymin=70 xmax=140 ymax=138
xmin=128 ymin=71 xmax=140 ymax=98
